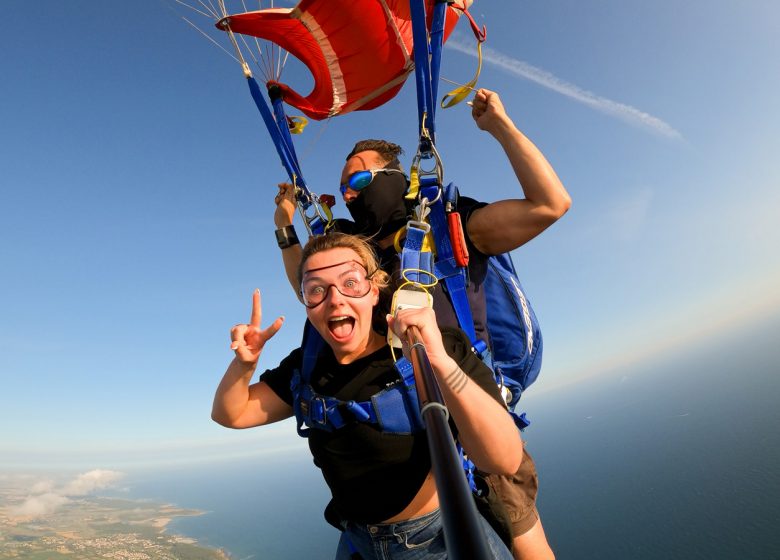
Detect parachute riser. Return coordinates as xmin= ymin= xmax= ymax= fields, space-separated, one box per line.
xmin=221 ymin=16 xmax=302 ymax=188
xmin=268 ymin=85 xmax=302 ymax=174
xmin=215 ymin=14 xmax=332 ymax=236
xmin=266 ymin=85 xmax=334 ymax=235
xmin=409 ymin=1 xmax=448 ymax=143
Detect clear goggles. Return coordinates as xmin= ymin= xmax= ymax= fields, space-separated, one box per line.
xmin=339 ymin=168 xmax=407 ymax=197
xmin=300 ymin=260 xmax=375 ymax=309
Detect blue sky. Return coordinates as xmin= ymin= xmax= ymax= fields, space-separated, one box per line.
xmin=1 ymin=0 xmax=779 ymax=471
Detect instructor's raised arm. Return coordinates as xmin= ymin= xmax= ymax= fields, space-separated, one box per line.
xmin=467 ymin=88 xmax=571 ymax=255
xmin=273 ymin=183 xmax=305 ymax=299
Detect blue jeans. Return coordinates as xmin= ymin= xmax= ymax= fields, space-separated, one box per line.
xmin=334 ymin=508 xmax=512 ymax=560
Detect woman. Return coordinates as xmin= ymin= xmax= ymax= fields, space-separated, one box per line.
xmin=212 ymin=233 xmax=523 ymax=559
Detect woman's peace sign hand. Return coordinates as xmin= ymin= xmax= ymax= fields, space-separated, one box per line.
xmin=230 ymin=289 xmax=285 ymax=365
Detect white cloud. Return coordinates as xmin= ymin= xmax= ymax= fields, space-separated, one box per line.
xmin=9 ymin=469 xmax=124 ymax=519
xmin=30 ymin=479 xmax=56 ymax=494
xmin=446 ymin=38 xmax=683 ymax=140
xmin=61 ymin=469 xmax=124 ymax=496
xmin=10 ymin=492 xmax=69 ymax=518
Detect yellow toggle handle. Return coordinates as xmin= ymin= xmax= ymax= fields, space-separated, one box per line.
xmin=441 ymin=41 xmax=483 ymax=109
xmin=287 ymin=115 xmax=308 ymax=134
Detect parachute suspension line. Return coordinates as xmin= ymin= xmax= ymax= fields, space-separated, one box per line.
xmin=205 ymin=0 xmax=221 ymax=17
xmin=235 ymin=29 xmax=283 ymax=84
xmin=233 ymin=31 xmax=260 ymax=71
xmin=217 ymin=1 xmax=276 ymax=81
xmin=197 ymin=0 xmax=220 ymax=18
xmin=225 ymin=24 xmax=252 ymax=77
xmin=276 ymin=44 xmax=283 ymax=81
xmin=213 ymin=3 xmax=332 ymax=237
xmin=250 ymin=35 xmax=266 ymax=77
xmin=214 ymin=2 xmax=252 ymax=76
xmin=439 ymin=77 xmax=477 ymax=93
xmin=255 ymin=27 xmax=273 ymax=80
xmin=230 ymin=0 xmax=269 ymax=79
xmin=211 ymin=0 xmax=290 ymax=83
xmin=297 ymin=115 xmax=333 ymax=163
xmin=278 ymin=51 xmax=290 ymax=82
xmin=215 ymin=0 xmax=228 ymax=18
xmin=225 ymin=0 xmax=263 ymax=74
xmin=216 ymin=17 xmax=301 ymax=178
xmin=174 ymin=0 xmax=218 ymax=21
xmin=180 ymin=15 xmax=241 ymax=65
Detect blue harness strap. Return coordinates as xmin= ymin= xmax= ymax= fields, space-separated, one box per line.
xmin=291 ymin=323 xmax=423 ymax=437
xmin=246 ymin=76 xmax=327 ymax=235
xmin=399 ymin=183 xmax=488 ymax=494
xmin=399 ymin=222 xmax=434 ymax=285
xmin=409 ymin=183 xmax=487 ymax=357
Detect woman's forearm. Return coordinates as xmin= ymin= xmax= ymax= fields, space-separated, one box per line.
xmin=433 ymin=358 xmax=523 ymax=475
xmin=212 ymin=357 xmax=257 ymax=427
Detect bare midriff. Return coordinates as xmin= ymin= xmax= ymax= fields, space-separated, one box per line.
xmin=381 ymin=471 xmax=439 ymax=523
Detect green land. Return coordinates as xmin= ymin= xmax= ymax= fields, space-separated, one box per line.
xmin=0 ymin=485 xmax=229 ymax=560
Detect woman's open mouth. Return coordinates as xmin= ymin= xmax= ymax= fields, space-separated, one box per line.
xmin=328 ymin=315 xmax=356 ymax=340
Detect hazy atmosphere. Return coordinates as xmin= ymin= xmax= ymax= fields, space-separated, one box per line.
xmin=2 ymin=1 xmax=779 ymax=558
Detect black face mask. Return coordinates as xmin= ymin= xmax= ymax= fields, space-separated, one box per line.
xmin=346 ymin=172 xmax=410 ymax=238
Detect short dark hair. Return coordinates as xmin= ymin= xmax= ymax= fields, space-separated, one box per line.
xmin=346 ymin=139 xmax=404 ymax=169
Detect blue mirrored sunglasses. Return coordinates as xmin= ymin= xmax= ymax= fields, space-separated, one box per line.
xmin=339 ymin=168 xmax=407 ymax=197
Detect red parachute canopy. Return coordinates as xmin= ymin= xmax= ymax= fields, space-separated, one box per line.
xmin=217 ymin=0 xmax=472 ymax=120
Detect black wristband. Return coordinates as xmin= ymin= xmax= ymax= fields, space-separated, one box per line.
xmin=275 ymin=225 xmax=300 ymax=249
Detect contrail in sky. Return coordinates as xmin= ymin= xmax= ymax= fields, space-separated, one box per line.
xmin=446 ymin=39 xmax=683 ymax=140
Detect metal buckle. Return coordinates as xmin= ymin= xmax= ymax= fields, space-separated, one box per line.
xmin=310 ymin=396 xmax=328 ymax=426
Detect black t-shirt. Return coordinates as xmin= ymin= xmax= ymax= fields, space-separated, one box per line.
xmin=260 ymin=327 xmax=503 ymax=523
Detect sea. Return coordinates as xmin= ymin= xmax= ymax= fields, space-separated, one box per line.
xmin=121 ymin=312 xmax=780 ymax=560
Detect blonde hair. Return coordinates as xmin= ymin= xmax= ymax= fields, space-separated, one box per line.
xmin=298 ymin=233 xmax=390 ymax=291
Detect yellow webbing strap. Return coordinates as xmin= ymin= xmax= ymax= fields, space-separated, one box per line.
xmin=287 ymin=115 xmax=308 ymax=134
xmin=392 ymin=224 xmax=436 ymax=255
xmin=441 ymin=40 xmax=483 ymax=109
xmin=406 ymin=165 xmax=421 ymax=200
xmin=321 ymin=199 xmax=334 ymax=226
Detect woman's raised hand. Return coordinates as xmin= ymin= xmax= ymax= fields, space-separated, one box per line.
xmin=230 ymin=289 xmax=284 ymax=365
xmin=387 ymin=307 xmax=449 ymax=367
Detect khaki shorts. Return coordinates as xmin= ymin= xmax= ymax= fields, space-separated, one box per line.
xmin=485 ymin=448 xmax=540 ymax=537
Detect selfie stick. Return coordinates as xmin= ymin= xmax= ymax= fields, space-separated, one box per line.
xmin=406 ymin=326 xmax=492 ymax=560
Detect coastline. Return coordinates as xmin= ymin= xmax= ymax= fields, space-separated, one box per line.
xmin=0 ymin=486 xmax=233 ymax=560
xmin=154 ymin=504 xmax=233 ymax=558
